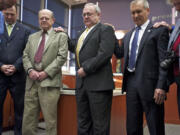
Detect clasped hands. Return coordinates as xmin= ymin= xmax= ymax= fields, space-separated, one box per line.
xmin=1 ymin=64 xmax=16 ymax=76
xmin=29 ymin=69 xmax=48 ymax=81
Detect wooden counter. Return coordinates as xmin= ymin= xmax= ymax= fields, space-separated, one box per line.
xmin=165 ymin=83 xmax=180 ymax=124
xmin=57 ymin=90 xmax=127 ymax=135
xmin=3 ymin=91 xmax=14 ymax=129
xmin=3 ymin=74 xmax=180 ymax=135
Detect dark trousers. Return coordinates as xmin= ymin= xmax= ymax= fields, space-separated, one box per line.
xmin=174 ymin=76 xmax=180 ymax=117
xmin=0 ymin=77 xmax=25 ymax=135
xmin=75 ymin=86 xmax=113 ymax=135
xmin=126 ymin=73 xmax=165 ymax=135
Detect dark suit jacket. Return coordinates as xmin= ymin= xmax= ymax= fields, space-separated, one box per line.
xmin=114 ymin=22 xmax=169 ymax=101
xmin=69 ymin=23 xmax=116 ymax=91
xmin=0 ymin=22 xmax=31 ymax=83
xmin=165 ymin=19 xmax=180 ymax=85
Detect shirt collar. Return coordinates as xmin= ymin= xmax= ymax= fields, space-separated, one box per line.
xmin=41 ymin=27 xmax=53 ymax=35
xmin=136 ymin=19 xmax=150 ymax=30
xmin=5 ymin=22 xmax=16 ymax=28
xmin=86 ymin=22 xmax=99 ymax=32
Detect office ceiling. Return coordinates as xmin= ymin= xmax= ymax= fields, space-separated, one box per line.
xmin=61 ymin=0 xmax=87 ymax=6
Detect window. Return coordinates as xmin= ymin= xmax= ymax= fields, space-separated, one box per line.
xmin=47 ymin=0 xmax=68 ymax=29
xmin=22 ymin=0 xmax=41 ymax=32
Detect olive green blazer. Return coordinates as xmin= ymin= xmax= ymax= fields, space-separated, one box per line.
xmin=23 ymin=29 xmax=68 ymax=90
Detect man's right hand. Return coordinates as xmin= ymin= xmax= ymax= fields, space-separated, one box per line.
xmin=54 ymin=26 xmax=65 ymax=32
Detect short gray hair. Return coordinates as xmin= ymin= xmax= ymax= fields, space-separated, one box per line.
xmin=130 ymin=0 xmax=149 ymax=9
xmin=84 ymin=3 xmax=101 ymax=14
xmin=38 ymin=9 xmax=54 ymax=19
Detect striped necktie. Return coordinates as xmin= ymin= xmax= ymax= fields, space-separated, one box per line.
xmin=34 ymin=32 xmax=46 ymax=63
xmin=76 ymin=28 xmax=89 ymax=67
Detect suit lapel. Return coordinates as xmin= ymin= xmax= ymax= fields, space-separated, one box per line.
xmin=43 ymin=30 xmax=56 ymax=54
xmin=33 ymin=32 xmax=42 ymax=56
xmin=3 ymin=23 xmax=21 ymax=43
xmin=79 ymin=23 xmax=100 ymax=53
xmin=3 ymin=23 xmax=10 ymax=40
xmin=9 ymin=23 xmax=19 ymax=40
xmin=137 ymin=22 xmax=153 ymax=58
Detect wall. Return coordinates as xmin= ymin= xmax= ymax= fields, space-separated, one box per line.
xmin=88 ymin=0 xmax=172 ymax=30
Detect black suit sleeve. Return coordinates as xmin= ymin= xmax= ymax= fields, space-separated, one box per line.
xmin=82 ymin=25 xmax=115 ymax=74
xmin=14 ymin=28 xmax=31 ymax=72
xmin=156 ymin=26 xmax=170 ymax=91
xmin=114 ymin=38 xmax=124 ymax=59
xmin=68 ymin=38 xmax=76 ymax=53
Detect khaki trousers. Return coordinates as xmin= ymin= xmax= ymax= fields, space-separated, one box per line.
xmin=22 ymin=82 xmax=60 ymax=135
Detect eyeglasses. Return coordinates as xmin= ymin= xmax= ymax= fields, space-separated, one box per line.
xmin=82 ymin=13 xmax=93 ymax=17
xmin=39 ymin=17 xmax=50 ymax=21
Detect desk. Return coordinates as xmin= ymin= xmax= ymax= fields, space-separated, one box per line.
xmin=3 ymin=74 xmax=180 ymax=135
xmin=57 ymin=90 xmax=127 ymax=135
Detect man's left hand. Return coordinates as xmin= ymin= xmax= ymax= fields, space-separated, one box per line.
xmin=77 ymin=67 xmax=86 ymax=77
xmin=38 ymin=71 xmax=48 ymax=81
xmin=154 ymin=88 xmax=166 ymax=105
xmin=7 ymin=65 xmax=16 ymax=75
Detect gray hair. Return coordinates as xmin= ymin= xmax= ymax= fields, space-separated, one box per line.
xmin=130 ymin=0 xmax=149 ymax=9
xmin=84 ymin=3 xmax=101 ymax=14
xmin=38 ymin=9 xmax=54 ymax=19
xmin=167 ymin=0 xmax=173 ymax=5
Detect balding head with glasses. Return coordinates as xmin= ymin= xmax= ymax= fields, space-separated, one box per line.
xmin=82 ymin=3 xmax=101 ymax=28
xmin=38 ymin=9 xmax=55 ymax=32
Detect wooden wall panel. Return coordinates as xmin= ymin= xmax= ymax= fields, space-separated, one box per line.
xmin=3 ymin=91 xmax=14 ymax=129
xmin=165 ymin=83 xmax=180 ymax=124
xmin=110 ymin=95 xmax=126 ymax=135
xmin=57 ymin=95 xmax=77 ymax=135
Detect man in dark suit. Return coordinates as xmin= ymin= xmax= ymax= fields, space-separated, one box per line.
xmin=69 ymin=3 xmax=115 ymax=135
xmin=166 ymin=0 xmax=180 ymax=119
xmin=114 ymin=0 xmax=169 ymax=135
xmin=0 ymin=4 xmax=30 ymax=135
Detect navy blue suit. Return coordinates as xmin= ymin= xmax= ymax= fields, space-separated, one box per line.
xmin=114 ymin=22 xmax=169 ymax=135
xmin=0 ymin=22 xmax=30 ymax=135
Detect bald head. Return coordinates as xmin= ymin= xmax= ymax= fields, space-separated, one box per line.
xmin=38 ymin=9 xmax=55 ymax=31
xmin=39 ymin=9 xmax=54 ymax=19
